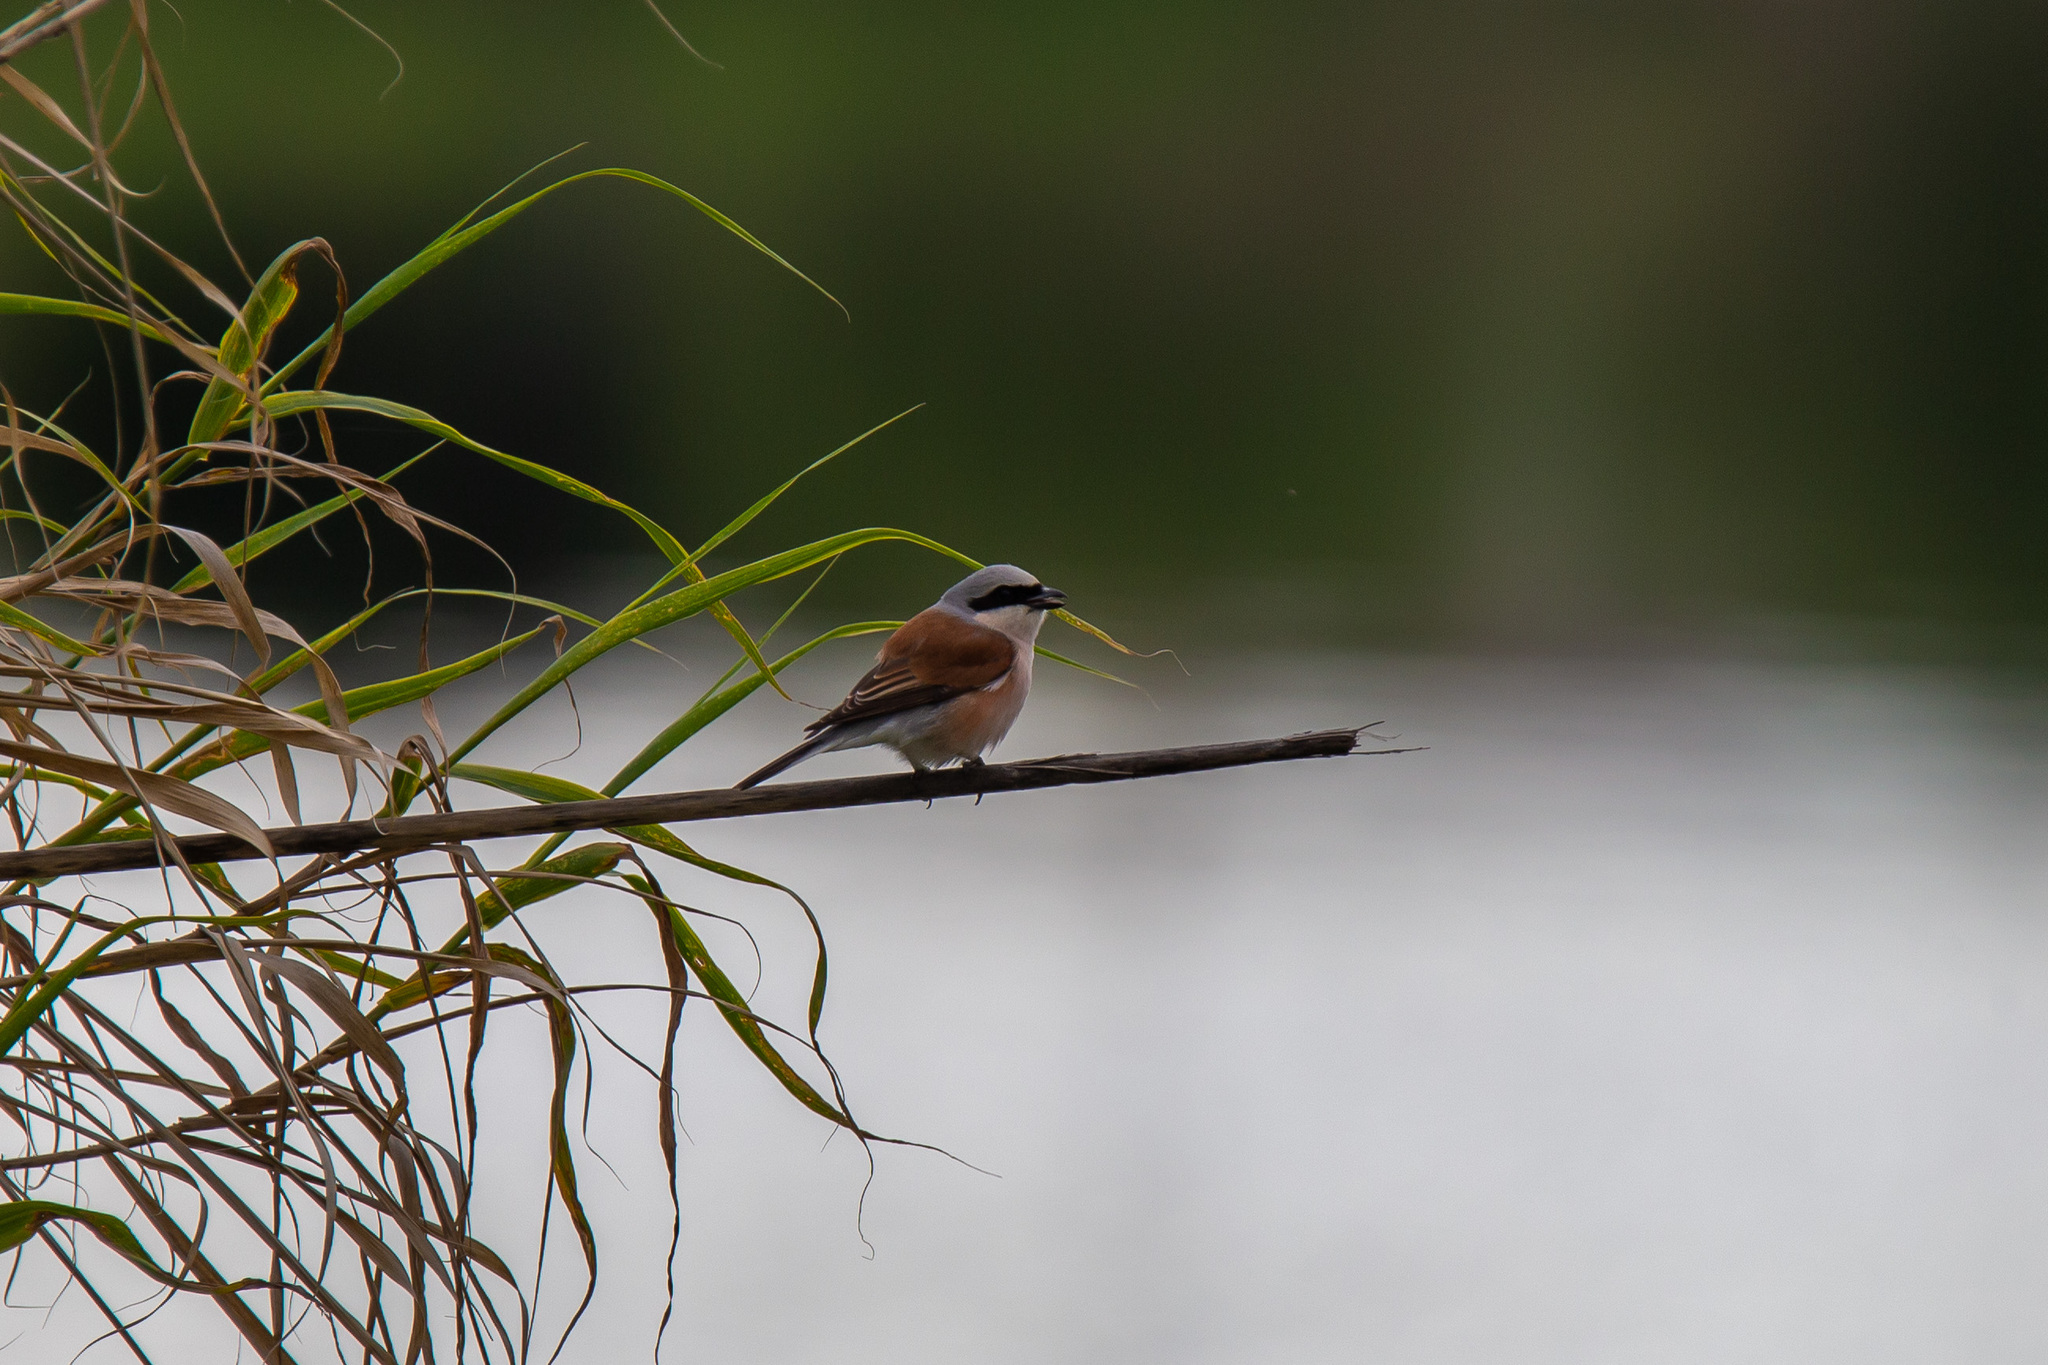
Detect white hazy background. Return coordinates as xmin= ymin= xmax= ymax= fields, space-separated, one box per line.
xmin=8 ymin=646 xmax=2048 ymax=1363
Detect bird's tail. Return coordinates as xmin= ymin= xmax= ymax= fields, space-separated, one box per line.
xmin=733 ymin=730 xmax=838 ymax=789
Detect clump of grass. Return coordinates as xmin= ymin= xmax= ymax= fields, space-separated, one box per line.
xmin=0 ymin=7 xmax=1131 ymax=1361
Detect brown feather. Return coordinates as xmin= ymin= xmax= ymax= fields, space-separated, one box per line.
xmin=805 ymin=608 xmax=1015 ymax=732
xmin=923 ymin=670 xmax=1027 ymax=753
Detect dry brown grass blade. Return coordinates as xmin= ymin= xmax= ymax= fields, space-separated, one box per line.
xmin=0 ymin=526 xmax=166 ymax=602
xmin=270 ymin=740 xmax=301 ymax=823
xmin=0 ymin=736 xmax=274 ymax=855
xmin=0 ymin=63 xmax=92 ymax=147
xmin=0 ymin=666 xmax=387 ymax=771
xmin=51 ymin=572 xmax=358 ymax=761
xmin=122 ymin=0 xmax=249 ymax=284
xmin=0 ymin=0 xmax=117 ymax=63
xmin=165 ymin=526 xmax=268 ymax=667
xmin=102 ymin=1159 xmax=302 ymax=1363
xmin=245 ymin=948 xmax=404 ymax=1095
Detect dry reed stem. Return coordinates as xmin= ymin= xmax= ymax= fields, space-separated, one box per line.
xmin=0 ymin=729 xmax=1410 ymax=879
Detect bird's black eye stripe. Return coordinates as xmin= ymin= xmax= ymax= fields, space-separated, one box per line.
xmin=968 ymin=583 xmax=1044 ymax=611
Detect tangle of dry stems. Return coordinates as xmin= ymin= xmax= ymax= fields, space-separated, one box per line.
xmin=0 ymin=7 xmax=922 ymax=1359
xmin=0 ymin=6 xmax=1366 ymax=1362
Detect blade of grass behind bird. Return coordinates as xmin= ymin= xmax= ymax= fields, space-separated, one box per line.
xmin=600 ymin=620 xmax=897 ymax=796
xmin=442 ymin=528 xmax=967 ymax=774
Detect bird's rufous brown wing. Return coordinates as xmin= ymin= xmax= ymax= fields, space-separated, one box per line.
xmin=804 ymin=608 xmax=1014 ymax=733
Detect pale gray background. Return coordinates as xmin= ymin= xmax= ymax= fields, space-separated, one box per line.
xmin=8 ymin=650 xmax=2048 ymax=1362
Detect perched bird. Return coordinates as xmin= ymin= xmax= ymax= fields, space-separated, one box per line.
xmin=735 ymin=564 xmax=1066 ymax=788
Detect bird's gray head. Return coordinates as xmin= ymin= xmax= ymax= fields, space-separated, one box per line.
xmin=939 ymin=565 xmax=1067 ymax=632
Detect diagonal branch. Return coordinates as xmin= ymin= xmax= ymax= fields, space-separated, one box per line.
xmin=0 ymin=728 xmax=1416 ymax=879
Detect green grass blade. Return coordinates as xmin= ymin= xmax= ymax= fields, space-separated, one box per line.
xmin=542 ymin=970 xmax=598 ymax=1311
xmin=447 ymin=528 xmax=973 ymax=769
xmin=165 ymin=623 xmax=549 ymax=783
xmin=0 ymin=169 xmax=203 ymax=334
xmin=449 ymin=764 xmax=603 ymax=806
xmin=0 ymin=925 xmax=141 ymax=1056
xmin=1033 ymin=644 xmax=1139 ymax=689
xmin=452 ymin=762 xmax=832 ymax=1029
xmin=0 ymin=293 xmax=179 ymax=346
xmin=0 ymin=509 xmax=69 ymax=535
xmin=364 ymin=940 xmax=547 ymax=1021
xmin=386 ymin=586 xmax=610 ymax=631
xmin=656 ymin=407 xmax=923 ymax=588
xmin=438 ymin=143 xmax=590 ymax=239
xmin=188 ymin=241 xmax=315 ymax=446
xmin=628 ymin=877 xmax=849 ymax=1126
xmin=259 ymin=390 xmax=688 ymax=563
xmin=0 ymin=599 xmax=100 ymax=656
xmin=266 ymin=168 xmax=842 ymax=391
xmin=419 ymin=839 xmax=628 ymax=953
xmin=0 ymin=1200 xmax=168 ymax=1278
xmin=1050 ymin=605 xmax=1165 ymax=662
xmin=603 ymin=620 xmax=895 ymax=797
xmin=612 ymin=824 xmax=832 ymax=1035
xmin=258 ymin=391 xmax=801 ymax=712
xmin=168 ymin=451 xmax=428 ymax=594
xmin=2 ymin=415 xmax=145 ymax=520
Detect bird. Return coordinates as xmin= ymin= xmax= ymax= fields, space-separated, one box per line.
xmin=734 ymin=564 xmax=1066 ymax=788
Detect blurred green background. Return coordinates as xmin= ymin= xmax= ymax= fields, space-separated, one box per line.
xmin=4 ymin=0 xmax=2047 ymax=653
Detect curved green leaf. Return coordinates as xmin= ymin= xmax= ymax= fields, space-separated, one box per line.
xmin=542 ymin=957 xmax=597 ymax=1305
xmin=627 ymin=876 xmax=849 ymax=1127
xmin=0 ymin=1200 xmax=167 ymax=1277
xmin=251 ymin=390 xmax=810 ymax=714
xmin=168 ymin=450 xmax=429 ymax=594
xmin=259 ymin=389 xmax=688 ymax=564
xmin=267 ymin=168 xmax=842 ymax=391
xmin=447 ymin=528 xmax=973 ymax=771
xmin=188 ymin=240 xmax=320 ymax=446
xmin=166 ymin=623 xmax=550 ymax=782
xmin=604 ymin=619 xmax=896 ymax=797
xmin=0 ymin=508 xmax=67 ymax=535
xmin=0 ymin=598 xmax=100 ymax=656
xmin=461 ymin=842 xmax=627 ymax=947
xmin=644 ymin=406 xmax=922 ymax=594
xmin=0 ymin=293 xmax=178 ymax=347
xmin=455 ymin=762 xmax=834 ymax=1035
xmin=1033 ymin=644 xmax=1139 ymax=689
xmin=450 ymin=764 xmax=601 ymax=807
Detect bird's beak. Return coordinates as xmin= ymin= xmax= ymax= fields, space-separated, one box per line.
xmin=1028 ymin=586 xmax=1068 ymax=610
